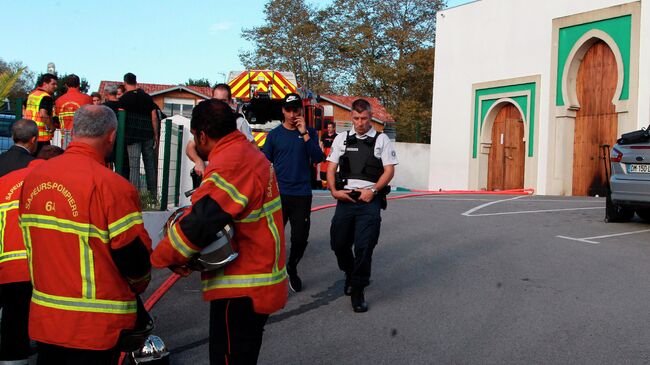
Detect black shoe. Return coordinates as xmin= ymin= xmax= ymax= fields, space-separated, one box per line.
xmin=344 ymin=275 xmax=353 ymax=296
xmin=288 ymin=271 xmax=302 ymax=292
xmin=351 ymin=289 xmax=368 ymax=313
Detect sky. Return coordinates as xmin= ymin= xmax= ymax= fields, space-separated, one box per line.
xmin=3 ymin=0 xmax=472 ymax=92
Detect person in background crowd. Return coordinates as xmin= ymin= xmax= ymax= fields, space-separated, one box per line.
xmin=262 ymin=93 xmax=324 ymax=292
xmin=116 ymin=85 xmax=126 ymax=99
xmin=23 ymin=73 xmax=58 ymax=154
xmin=0 ymin=145 xmax=63 ymax=365
xmin=20 ymin=105 xmax=152 ymax=364
xmin=55 ymin=74 xmax=92 ymax=147
xmin=152 ymin=99 xmax=287 ymax=364
xmin=326 ymin=98 xmax=398 ymax=313
xmin=119 ymin=72 xmax=159 ymax=195
xmin=102 ymin=85 xmax=120 ymax=114
xmin=185 ymin=83 xmax=253 ymax=189
xmin=0 ymin=119 xmax=38 ymax=177
xmin=91 ymin=92 xmax=102 ymax=105
xmin=319 ymin=122 xmax=338 ymax=187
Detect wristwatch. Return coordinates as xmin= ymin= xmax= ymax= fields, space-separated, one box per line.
xmin=370 ymin=187 xmax=378 ymax=195
xmin=299 ymin=131 xmax=309 ymax=137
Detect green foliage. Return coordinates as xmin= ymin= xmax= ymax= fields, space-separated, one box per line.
xmin=0 ymin=67 xmax=25 ymax=109
xmin=185 ymin=78 xmax=212 ymax=87
xmin=0 ymin=58 xmax=35 ymax=100
xmin=139 ymin=190 xmax=161 ymax=211
xmin=242 ymin=0 xmax=445 ymax=143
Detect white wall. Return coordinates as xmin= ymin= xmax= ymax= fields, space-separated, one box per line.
xmin=392 ymin=142 xmax=430 ymax=190
xmin=430 ymin=0 xmax=648 ymax=193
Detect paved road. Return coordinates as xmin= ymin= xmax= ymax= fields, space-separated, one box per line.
xmin=146 ymin=192 xmax=650 ymax=364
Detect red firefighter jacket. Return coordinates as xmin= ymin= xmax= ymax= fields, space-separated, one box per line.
xmin=0 ymin=160 xmax=43 ymax=284
xmin=19 ymin=142 xmax=152 ymax=350
xmin=152 ymin=131 xmax=287 ymax=314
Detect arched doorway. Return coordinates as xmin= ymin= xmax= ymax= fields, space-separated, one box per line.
xmin=572 ymin=40 xmax=618 ymax=196
xmin=487 ymin=104 xmax=525 ymax=190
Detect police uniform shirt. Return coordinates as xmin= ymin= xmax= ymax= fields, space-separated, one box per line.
xmin=327 ymin=127 xmax=398 ymax=189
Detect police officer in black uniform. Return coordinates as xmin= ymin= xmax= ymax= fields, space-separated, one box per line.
xmin=326 ymin=98 xmax=398 ymax=313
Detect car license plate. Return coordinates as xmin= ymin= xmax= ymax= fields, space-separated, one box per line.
xmin=628 ymin=164 xmax=650 ymax=173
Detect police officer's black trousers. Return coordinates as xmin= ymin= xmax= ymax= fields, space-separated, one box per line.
xmin=280 ymin=195 xmax=312 ymax=273
xmin=0 ymin=281 xmax=31 ymax=363
xmin=330 ymin=198 xmax=382 ymax=289
xmin=209 ymin=297 xmax=269 ymax=365
xmin=35 ymin=343 xmax=118 ymax=365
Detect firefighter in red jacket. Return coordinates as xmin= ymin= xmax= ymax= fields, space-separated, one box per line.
xmin=19 ymin=105 xmax=152 ymax=364
xmin=152 ymin=99 xmax=287 ymax=365
xmin=0 ymin=146 xmax=63 ymax=364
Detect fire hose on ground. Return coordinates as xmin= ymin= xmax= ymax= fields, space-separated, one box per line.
xmin=119 ymin=187 xmax=533 ymax=363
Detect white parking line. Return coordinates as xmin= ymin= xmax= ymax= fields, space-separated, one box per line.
xmin=557 ymin=229 xmax=650 ymax=244
xmin=469 ymin=206 xmax=603 ymax=217
xmin=462 ymin=195 xmax=527 ymax=216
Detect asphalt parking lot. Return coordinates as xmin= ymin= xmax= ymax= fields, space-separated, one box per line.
xmin=146 ymin=191 xmax=650 ymax=364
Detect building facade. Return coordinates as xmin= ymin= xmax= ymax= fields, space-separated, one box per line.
xmin=430 ymin=0 xmax=649 ymax=195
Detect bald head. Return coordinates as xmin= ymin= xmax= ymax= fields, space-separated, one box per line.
xmin=73 ymin=105 xmax=117 ymax=138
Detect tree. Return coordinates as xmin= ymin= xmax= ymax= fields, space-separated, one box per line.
xmin=185 ymin=78 xmax=211 ymax=87
xmin=240 ymin=0 xmax=332 ymax=93
xmin=52 ymin=73 xmax=90 ymax=98
xmin=0 ymin=58 xmax=35 ymax=100
xmin=0 ymin=67 xmax=26 ymax=109
xmin=322 ymin=0 xmax=444 ymax=142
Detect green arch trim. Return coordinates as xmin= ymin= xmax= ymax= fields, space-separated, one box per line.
xmin=473 ymin=82 xmax=536 ymax=159
xmin=556 ymin=15 xmax=631 ymax=106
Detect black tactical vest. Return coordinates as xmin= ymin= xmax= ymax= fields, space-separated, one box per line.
xmin=338 ymin=131 xmax=384 ymax=182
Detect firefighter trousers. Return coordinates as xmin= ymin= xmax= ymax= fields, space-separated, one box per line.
xmin=0 ymin=281 xmax=32 ymax=363
xmin=209 ymin=297 xmax=269 ymax=365
xmin=35 ymin=343 xmax=118 ymax=365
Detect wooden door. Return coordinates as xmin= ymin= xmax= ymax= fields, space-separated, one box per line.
xmin=488 ymin=104 xmax=525 ymax=190
xmin=573 ymin=40 xmax=618 ymax=196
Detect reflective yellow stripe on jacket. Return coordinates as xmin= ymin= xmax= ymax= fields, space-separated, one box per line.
xmin=21 ymin=212 xmax=142 ymax=314
xmin=0 ymin=200 xmax=23 ymax=264
xmin=203 ymin=196 xmax=285 ymax=290
xmin=24 ymin=90 xmax=52 ymax=140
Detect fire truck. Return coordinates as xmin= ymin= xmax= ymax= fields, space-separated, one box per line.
xmin=226 ymin=70 xmax=332 ymax=148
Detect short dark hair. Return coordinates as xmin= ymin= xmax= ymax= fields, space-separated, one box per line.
xmin=91 ymin=92 xmax=101 ymax=99
xmin=351 ymin=99 xmax=372 ymax=114
xmin=212 ymin=83 xmax=232 ymax=100
xmin=64 ymin=74 xmax=80 ymax=88
xmin=123 ymin=73 xmax=137 ymax=85
xmin=190 ymin=99 xmax=236 ymax=139
xmin=36 ymin=145 xmax=64 ymax=160
xmin=11 ymin=119 xmax=38 ymax=143
xmin=38 ymin=73 xmax=58 ymax=86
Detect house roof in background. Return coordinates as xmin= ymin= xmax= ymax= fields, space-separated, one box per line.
xmin=318 ymin=95 xmax=395 ymax=124
xmin=98 ymin=81 xmax=211 ymax=99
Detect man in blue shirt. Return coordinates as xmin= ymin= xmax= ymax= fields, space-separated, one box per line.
xmin=263 ymin=93 xmax=324 ymax=292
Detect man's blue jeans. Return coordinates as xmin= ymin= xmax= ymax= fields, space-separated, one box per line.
xmin=127 ymin=139 xmax=157 ymax=195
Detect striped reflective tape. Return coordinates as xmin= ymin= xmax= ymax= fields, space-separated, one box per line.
xmin=108 ymin=211 xmax=143 ymax=239
xmin=32 ymin=289 xmax=137 ymax=314
xmin=236 ymin=197 xmax=281 ymax=223
xmin=168 ymin=223 xmax=198 ymax=259
xmin=20 ymin=214 xmax=110 ymax=243
xmin=0 ymin=250 xmax=27 ymax=263
xmin=0 ymin=200 xmax=19 ymax=211
xmin=203 ymin=173 xmax=249 ymax=207
xmin=202 ymin=267 xmax=287 ymax=290
xmin=79 ymin=236 xmax=96 ymax=299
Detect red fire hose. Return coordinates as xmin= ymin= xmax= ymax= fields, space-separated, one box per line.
xmin=119 ymin=187 xmax=532 ymax=363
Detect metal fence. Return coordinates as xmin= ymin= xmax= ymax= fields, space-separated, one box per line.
xmin=0 ymin=99 xmax=184 ymax=211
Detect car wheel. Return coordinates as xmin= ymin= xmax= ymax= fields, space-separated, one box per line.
xmin=635 ymin=209 xmax=650 ymax=222
xmin=605 ymin=193 xmax=634 ymax=222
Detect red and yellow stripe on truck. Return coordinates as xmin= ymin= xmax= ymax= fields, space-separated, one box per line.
xmin=252 ymin=131 xmax=268 ymax=148
xmin=228 ymin=70 xmax=297 ymax=101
